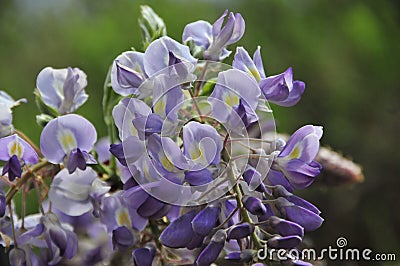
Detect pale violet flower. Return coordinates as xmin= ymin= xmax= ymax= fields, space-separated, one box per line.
xmin=183 ymin=10 xmax=245 ymax=61
xmin=48 ymin=168 xmax=110 ymax=216
xmin=36 ymin=66 xmax=88 ymax=114
xmin=0 ymin=134 xmax=38 ymax=181
xmin=0 ymin=91 xmax=26 ymax=137
xmin=40 ymin=114 xmax=97 ymax=173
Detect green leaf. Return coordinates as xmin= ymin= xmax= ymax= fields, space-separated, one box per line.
xmin=138 ymin=5 xmax=167 ymax=50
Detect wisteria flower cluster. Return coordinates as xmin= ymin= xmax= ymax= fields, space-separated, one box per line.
xmin=0 ymin=6 xmax=327 ymax=266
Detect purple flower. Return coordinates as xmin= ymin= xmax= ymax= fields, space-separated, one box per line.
xmin=48 ymin=168 xmax=110 ymax=216
xmin=192 ymin=204 xmax=220 ymax=236
xmin=100 ymin=191 xmax=148 ymax=232
xmin=0 ymin=91 xmax=26 ymax=137
xmin=146 ymin=134 xmax=188 ymax=174
xmin=18 ymin=213 xmax=78 ymax=265
xmin=159 ymin=210 xmax=197 ymax=248
xmin=183 ymin=10 xmax=245 ymax=61
xmin=183 ymin=121 xmax=222 ymax=173
xmin=112 ymin=226 xmax=137 ymax=251
xmin=111 ymin=51 xmax=147 ymax=96
xmin=267 ymin=235 xmax=302 ymax=249
xmin=273 ymin=125 xmax=323 ymax=189
xmin=195 ymin=229 xmax=227 ymax=266
xmin=233 ymin=46 xmax=266 ymax=82
xmin=132 ymin=246 xmax=156 ymax=266
xmin=233 ymin=47 xmax=305 ymax=107
xmin=208 ymin=69 xmax=260 ymax=133
xmin=274 ymin=197 xmax=323 ymax=232
xmin=112 ymin=98 xmax=152 ymax=141
xmin=266 ymin=216 xmax=304 ymax=237
xmin=225 ymin=250 xmax=254 ymax=263
xmin=143 ymin=36 xmax=197 ymax=77
xmin=36 ymin=67 xmax=88 ymax=114
xmin=40 ymin=114 xmax=97 ymax=173
xmin=0 ymin=134 xmax=39 ymax=181
xmin=242 ymin=196 xmax=267 ymax=216
xmin=227 ymin=223 xmax=255 ymax=240
xmin=260 ymin=67 xmax=305 ymax=107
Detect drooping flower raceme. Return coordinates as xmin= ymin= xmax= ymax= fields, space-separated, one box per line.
xmin=0 ymin=6 xmax=338 ymax=266
xmin=0 ymin=134 xmax=38 ymax=181
xmin=36 ymin=66 xmax=88 ymax=114
xmin=40 ymin=114 xmax=97 ymax=173
xmin=183 ymin=10 xmax=245 ymax=61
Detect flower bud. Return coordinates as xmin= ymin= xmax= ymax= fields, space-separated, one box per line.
xmin=227 ymin=222 xmax=255 ymax=240
xmin=242 ymin=196 xmax=267 ymax=216
xmin=195 ymin=229 xmax=226 ymax=266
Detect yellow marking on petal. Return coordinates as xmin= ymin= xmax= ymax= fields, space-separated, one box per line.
xmin=223 ymin=92 xmax=240 ymax=109
xmin=8 ymin=140 xmax=24 ymax=159
xmin=57 ymin=128 xmax=77 ymax=153
xmin=154 ymin=98 xmax=166 ymax=117
xmin=288 ymin=145 xmax=301 ymax=159
xmin=160 ymin=154 xmax=175 ymax=172
xmin=190 ymin=146 xmax=202 ymax=160
xmin=247 ymin=67 xmax=261 ymax=83
xmin=130 ymin=123 xmax=138 ymax=137
xmin=116 ymin=208 xmax=131 ymax=227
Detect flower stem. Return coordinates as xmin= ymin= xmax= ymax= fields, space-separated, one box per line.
xmin=229 ymin=165 xmax=263 ymax=250
xmin=8 ymin=204 xmax=18 ymax=248
xmin=6 ymin=160 xmax=50 ymax=205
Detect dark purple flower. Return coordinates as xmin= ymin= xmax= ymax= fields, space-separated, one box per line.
xmin=274 ymin=125 xmax=323 ymax=189
xmin=18 ymin=213 xmax=78 ymax=265
xmin=36 ymin=67 xmax=88 ymax=114
xmin=271 ymin=185 xmax=321 ymax=215
xmin=159 ymin=210 xmax=197 ymax=248
xmin=0 ymin=191 xmax=5 ymax=217
xmin=40 ymin=114 xmax=97 ymax=173
xmin=192 ymin=205 xmax=220 ymax=236
xmin=195 ymin=229 xmax=227 ymax=266
xmin=267 ymin=216 xmax=304 ymax=237
xmin=0 ymin=134 xmax=39 ymax=181
xmin=260 ymin=67 xmax=305 ymax=107
xmin=227 ymin=223 xmax=255 ymax=240
xmin=242 ymin=196 xmax=267 ymax=216
xmin=274 ymin=197 xmax=323 ymax=232
xmin=267 ymin=235 xmax=302 ymax=249
xmin=132 ymin=246 xmax=156 ymax=266
xmin=112 ymin=226 xmax=136 ymax=251
xmin=225 ymin=249 xmax=254 ymax=262
xmin=183 ymin=10 xmax=245 ymax=61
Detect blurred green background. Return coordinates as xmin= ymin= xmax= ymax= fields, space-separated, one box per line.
xmin=1 ymin=0 xmax=399 ymax=265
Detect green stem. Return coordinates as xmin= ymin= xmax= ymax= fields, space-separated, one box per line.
xmin=230 ymin=166 xmax=263 ymax=250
